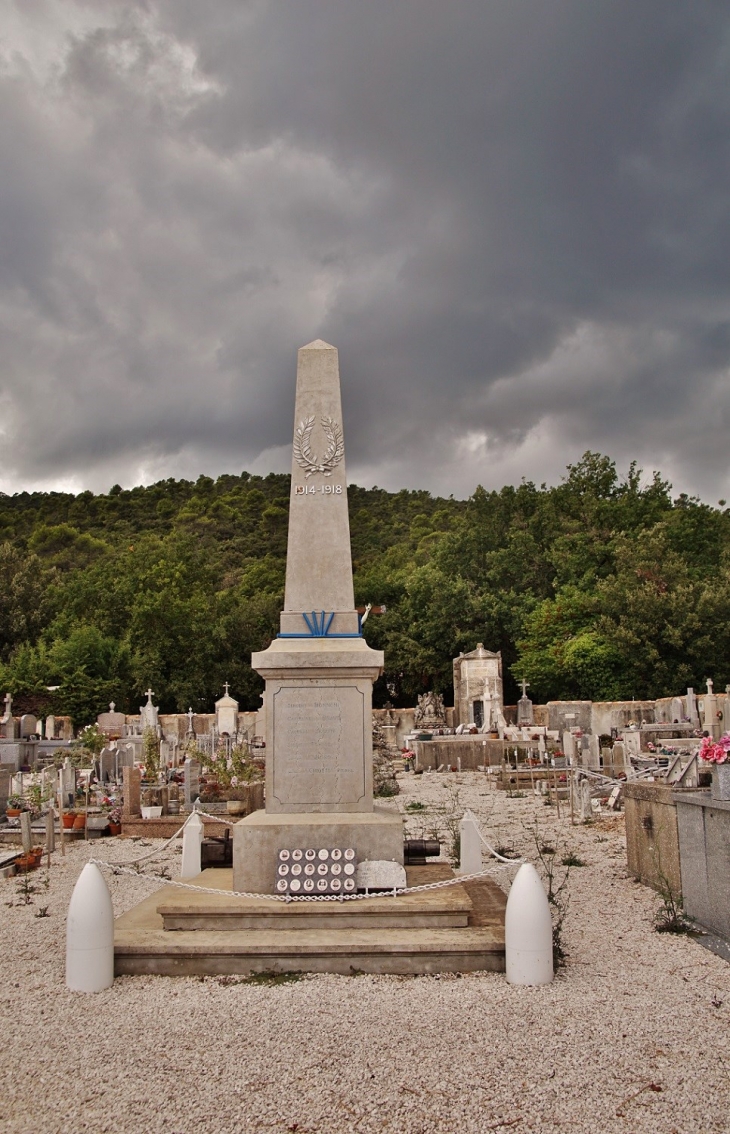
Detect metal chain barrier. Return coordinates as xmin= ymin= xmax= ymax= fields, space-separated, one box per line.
xmin=89 ymin=804 xmax=523 ymax=901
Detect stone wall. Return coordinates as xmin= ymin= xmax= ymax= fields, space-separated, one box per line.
xmin=675 ymin=792 xmax=730 ymax=940
xmin=623 ymin=781 xmax=684 ymax=897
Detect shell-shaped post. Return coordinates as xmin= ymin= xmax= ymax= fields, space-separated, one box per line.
xmin=65 ymin=862 xmax=114 ymax=992
xmin=181 ymin=811 xmax=204 ymax=879
xmin=505 ymin=862 xmax=554 ymax=985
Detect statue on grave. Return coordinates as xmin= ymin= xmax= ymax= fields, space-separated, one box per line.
xmin=414 ymin=691 xmax=446 ymax=728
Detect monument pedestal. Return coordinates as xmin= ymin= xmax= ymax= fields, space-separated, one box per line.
xmin=233 ymin=635 xmax=404 ymax=892
xmin=233 ymin=808 xmax=404 ymax=894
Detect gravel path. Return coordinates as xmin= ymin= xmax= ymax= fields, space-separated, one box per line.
xmin=1 ymin=772 xmax=728 ymax=1134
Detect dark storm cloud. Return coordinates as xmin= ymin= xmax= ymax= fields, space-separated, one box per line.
xmin=1 ymin=0 xmax=730 ymax=500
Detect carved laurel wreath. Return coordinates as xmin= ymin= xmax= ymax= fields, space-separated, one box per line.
xmin=294 ymin=415 xmax=344 ymax=478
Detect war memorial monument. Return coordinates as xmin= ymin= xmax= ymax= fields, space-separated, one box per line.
xmin=232 ymin=339 xmax=404 ymax=891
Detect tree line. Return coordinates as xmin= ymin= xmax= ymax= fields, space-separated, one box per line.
xmin=0 ymin=453 xmax=727 ymax=725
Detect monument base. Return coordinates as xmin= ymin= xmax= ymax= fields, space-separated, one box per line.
xmin=232 ymin=808 xmax=404 ymax=894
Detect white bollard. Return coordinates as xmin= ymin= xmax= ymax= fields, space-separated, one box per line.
xmin=505 ymin=862 xmax=554 ymax=985
xmin=181 ymin=812 xmax=204 ymax=879
xmin=458 ymin=810 xmax=482 ymax=875
xmin=66 ymin=863 xmax=114 ymax=992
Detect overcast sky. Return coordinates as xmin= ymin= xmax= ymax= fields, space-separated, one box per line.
xmin=2 ymin=1 xmax=730 ymax=503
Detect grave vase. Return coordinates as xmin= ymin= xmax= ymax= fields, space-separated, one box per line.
xmin=711 ymin=762 xmax=730 ymax=801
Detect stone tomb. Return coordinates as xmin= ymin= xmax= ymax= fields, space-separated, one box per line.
xmin=233 ymin=341 xmax=402 ymax=893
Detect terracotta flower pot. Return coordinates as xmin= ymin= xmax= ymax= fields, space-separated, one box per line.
xmin=62 ymin=813 xmax=77 ymax=829
xmin=73 ymin=813 xmax=86 ymax=830
xmin=108 ymin=823 xmax=122 ymax=836
xmin=6 ymin=808 xmax=21 ymax=818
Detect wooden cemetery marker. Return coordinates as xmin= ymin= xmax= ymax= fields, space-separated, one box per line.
xmin=45 ymin=809 xmax=55 ymax=857
xmin=20 ymin=810 xmax=32 ymax=854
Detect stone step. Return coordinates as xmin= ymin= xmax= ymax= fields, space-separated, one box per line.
xmin=113 ymin=864 xmax=506 ymax=975
xmin=157 ymin=878 xmax=472 ymax=931
xmin=115 ymin=923 xmax=504 ymax=976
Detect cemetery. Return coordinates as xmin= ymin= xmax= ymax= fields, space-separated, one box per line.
xmin=1 ymin=341 xmax=728 ymax=1132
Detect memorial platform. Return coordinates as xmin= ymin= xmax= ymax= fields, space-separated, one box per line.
xmin=114 ymin=864 xmax=506 ymax=976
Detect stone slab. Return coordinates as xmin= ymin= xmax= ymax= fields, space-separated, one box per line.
xmin=675 ymin=791 xmax=730 ymax=940
xmin=267 ymin=679 xmax=371 ymax=812
xmin=232 ymin=807 xmax=404 ymax=894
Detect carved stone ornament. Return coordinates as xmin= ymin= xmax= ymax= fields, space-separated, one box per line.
xmin=293 ymin=415 xmax=344 ymax=478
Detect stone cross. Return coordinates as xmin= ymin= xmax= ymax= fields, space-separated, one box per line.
xmin=2 ymin=692 xmax=11 ymax=719
xmin=706 ymin=678 xmax=714 ymax=695
xmin=144 ymin=688 xmax=155 ymax=703
xmin=520 ymin=678 xmax=530 ymax=698
xmin=186 ymin=707 xmax=194 ymax=733
xmin=223 ymin=682 xmax=230 ymax=697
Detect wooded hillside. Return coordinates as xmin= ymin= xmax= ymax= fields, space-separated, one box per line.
xmin=1 ymin=453 xmax=728 ymax=724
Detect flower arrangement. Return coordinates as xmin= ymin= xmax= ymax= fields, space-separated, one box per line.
xmin=7 ymin=793 xmax=26 ymax=811
xmin=698 ymin=733 xmax=730 ymax=764
xmin=108 ymin=806 xmax=122 ymax=825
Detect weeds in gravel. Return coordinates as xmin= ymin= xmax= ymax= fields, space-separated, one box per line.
xmin=15 ymin=871 xmax=36 ymax=905
xmin=526 ymin=820 xmax=573 ymax=967
xmin=654 ymin=887 xmax=695 ymax=935
xmin=405 ymin=801 xmax=426 ymax=812
xmin=34 ymin=905 xmax=50 ymax=918
xmin=244 ymin=970 xmax=303 ymax=986
xmin=561 ymin=852 xmax=586 ymax=867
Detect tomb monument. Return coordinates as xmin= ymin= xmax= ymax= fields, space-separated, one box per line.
xmin=232 ymin=341 xmax=403 ymax=892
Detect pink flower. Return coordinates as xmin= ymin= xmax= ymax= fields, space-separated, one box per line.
xmin=699 ymin=736 xmax=730 ymax=764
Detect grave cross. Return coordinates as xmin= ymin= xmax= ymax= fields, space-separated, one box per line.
xmin=706 ymin=678 xmax=714 ymax=695
xmin=223 ymin=682 xmax=230 ymax=697
xmin=3 ymin=692 xmax=11 ymax=717
xmin=520 ymin=678 xmax=530 ymax=698
xmin=144 ymin=688 xmax=155 ymax=702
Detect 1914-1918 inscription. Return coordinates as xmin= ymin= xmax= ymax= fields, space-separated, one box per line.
xmin=271 ymin=685 xmax=366 ymax=809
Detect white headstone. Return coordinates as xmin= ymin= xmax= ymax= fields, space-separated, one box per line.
xmin=458 ymin=810 xmax=482 ymax=875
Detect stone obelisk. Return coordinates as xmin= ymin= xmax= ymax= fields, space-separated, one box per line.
xmin=232 ymin=341 xmax=404 ymax=892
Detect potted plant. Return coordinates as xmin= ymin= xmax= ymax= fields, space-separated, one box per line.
xmin=108 ymin=806 xmax=122 ymax=836
xmin=698 ymin=733 xmax=730 ymax=800
xmin=6 ymin=793 xmax=25 ymax=817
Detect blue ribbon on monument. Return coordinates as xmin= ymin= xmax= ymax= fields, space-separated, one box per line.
xmin=277 ymin=611 xmax=362 ymax=638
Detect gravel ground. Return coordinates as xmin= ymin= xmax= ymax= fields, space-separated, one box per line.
xmin=1 ymin=771 xmax=729 ymax=1134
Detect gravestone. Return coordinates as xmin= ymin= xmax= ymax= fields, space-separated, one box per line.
xmin=0 ymin=766 xmax=9 ymax=813
xmin=117 ymin=743 xmax=135 ymax=769
xmin=19 ymin=714 xmax=37 ymax=739
xmin=122 ymin=766 xmax=141 ymax=818
xmin=99 ymin=746 xmax=116 ymax=783
xmin=0 ymin=693 xmax=16 ymax=739
xmin=587 ymin=735 xmax=601 ymax=770
xmin=45 ymin=714 xmax=56 ymax=740
xmin=670 ymin=697 xmax=684 ymax=723
xmin=97 ymin=702 xmax=126 ymax=739
xmin=562 ymin=731 xmax=575 ymax=763
xmin=215 ymin=684 xmax=238 ymax=736
xmin=233 ymin=341 xmax=403 ymax=892
xmin=612 ymin=741 xmax=627 ymax=773
xmin=184 ymin=757 xmax=201 ymax=809
xmin=516 ymin=679 xmax=533 ymax=727
xmin=686 ymin=686 xmax=699 ymax=725
xmin=60 ymin=758 xmax=76 ymax=808
xmin=139 ymin=690 xmax=160 ymax=735
xmin=20 ymin=811 xmax=33 ymax=853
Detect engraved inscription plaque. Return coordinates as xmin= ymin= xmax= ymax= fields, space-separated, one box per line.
xmin=271 ymin=683 xmax=366 ymax=809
